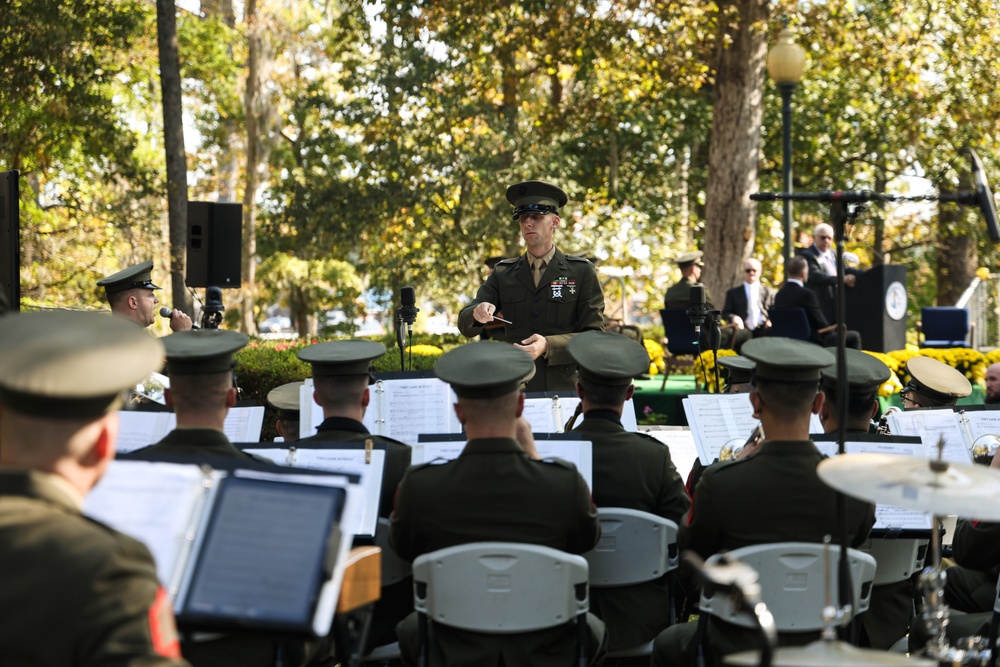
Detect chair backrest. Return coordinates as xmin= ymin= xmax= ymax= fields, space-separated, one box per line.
xmin=920 ymin=307 xmax=970 ymax=347
xmin=698 ymin=542 xmax=877 ymax=631
xmin=412 ymin=542 xmax=589 ymax=634
xmin=584 ymin=508 xmax=679 ymax=587
xmin=767 ymin=308 xmax=812 ymax=341
xmin=858 ymin=538 xmax=928 ymax=585
xmin=661 ymin=308 xmax=699 ymax=356
xmin=374 ymin=516 xmax=412 ymax=586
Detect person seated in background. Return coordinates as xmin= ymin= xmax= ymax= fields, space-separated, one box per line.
xmin=566 ymin=331 xmax=690 ymax=653
xmin=722 ymin=257 xmax=774 ymax=337
xmin=774 ymin=256 xmax=862 ymax=350
xmin=651 ymin=338 xmax=875 ymax=667
xmin=391 ymin=342 xmax=605 ymax=666
xmin=984 ymin=362 xmax=1000 ymax=404
xmin=900 ymin=356 xmax=972 ymax=409
xmin=664 ymin=251 xmax=713 ymax=309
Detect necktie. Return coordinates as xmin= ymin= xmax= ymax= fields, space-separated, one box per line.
xmin=533 ymin=260 xmax=547 ymax=287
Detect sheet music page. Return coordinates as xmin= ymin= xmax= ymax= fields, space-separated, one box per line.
xmin=85 ymin=461 xmax=217 ymax=594
xmin=961 ymin=411 xmax=1000 ymax=454
xmin=523 ymin=397 xmax=559 ymax=432
xmin=301 ymin=379 xmax=324 ymax=438
xmin=115 ymin=411 xmax=172 ymax=453
xmin=621 ymin=398 xmax=638 ymax=431
xmin=808 ymin=413 xmax=823 ymax=434
xmin=811 ymin=440 xmax=932 ymax=531
xmin=887 ymin=410 xmax=972 ymax=463
xmin=413 ymin=438 xmax=593 ymax=488
xmin=361 ymin=377 xmax=458 ymax=445
xmin=221 ymin=407 xmax=265 ymax=443
xmin=683 ymin=393 xmax=759 ymax=465
xmin=639 ymin=427 xmax=698 ymax=484
xmin=243 ymin=448 xmax=383 ymax=537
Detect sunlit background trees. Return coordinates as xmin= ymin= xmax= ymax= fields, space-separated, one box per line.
xmin=3 ymin=0 xmax=998 ymax=336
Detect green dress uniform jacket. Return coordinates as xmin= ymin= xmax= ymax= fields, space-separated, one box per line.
xmin=300 ymin=417 xmax=414 ymax=651
xmin=121 ymin=428 xmax=268 ymax=463
xmin=299 ymin=416 xmax=412 ymax=519
xmin=570 ymin=411 xmax=691 ymax=650
xmin=652 ymin=440 xmax=876 ymax=667
xmin=0 ymin=470 xmax=189 ymax=667
xmin=457 ymin=248 xmax=606 ymax=392
xmin=664 ymin=276 xmax=714 ymax=309
xmin=390 ymin=437 xmax=604 ymax=666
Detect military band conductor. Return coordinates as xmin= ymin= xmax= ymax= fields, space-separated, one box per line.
xmin=457 ymin=180 xmax=606 ymax=392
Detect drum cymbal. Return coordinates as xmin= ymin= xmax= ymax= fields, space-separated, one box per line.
xmin=817 ymin=453 xmax=1000 ymax=521
xmin=725 ymin=639 xmax=935 ymax=667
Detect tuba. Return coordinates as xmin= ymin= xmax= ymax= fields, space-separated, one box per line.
xmin=874 ymin=406 xmax=902 ymax=435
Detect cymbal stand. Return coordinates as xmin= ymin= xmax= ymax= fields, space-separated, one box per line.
xmin=917 ymin=439 xmax=955 ymax=662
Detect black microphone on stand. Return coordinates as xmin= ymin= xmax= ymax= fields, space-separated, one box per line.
xmin=396 ymin=286 xmax=419 ymax=371
xmin=967 ymin=148 xmax=1000 ymax=243
xmin=687 ymin=284 xmax=708 ymax=335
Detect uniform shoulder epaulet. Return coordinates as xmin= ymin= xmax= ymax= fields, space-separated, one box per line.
xmin=709 ymin=457 xmax=750 ymax=475
xmin=408 ymin=456 xmax=453 ymax=472
xmin=633 ymin=431 xmax=665 ymax=445
xmin=496 ymin=257 xmax=518 ymax=266
xmin=536 ymin=456 xmax=575 ymax=470
xmin=564 ymin=254 xmax=591 ymax=263
xmin=374 ymin=435 xmax=410 ymax=448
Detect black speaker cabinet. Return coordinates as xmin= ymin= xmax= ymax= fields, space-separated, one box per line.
xmin=0 ymin=171 xmax=20 ymax=312
xmin=186 ymin=201 xmax=242 ymax=288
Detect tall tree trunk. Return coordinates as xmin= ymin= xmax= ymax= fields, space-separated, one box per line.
xmin=240 ymin=0 xmax=260 ymax=335
xmin=936 ymin=195 xmax=977 ymax=306
xmin=203 ymin=0 xmax=239 ymax=203
xmin=156 ymin=0 xmax=193 ymax=316
xmin=702 ymin=0 xmax=770 ymax=297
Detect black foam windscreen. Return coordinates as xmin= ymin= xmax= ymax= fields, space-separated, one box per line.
xmin=400 ymin=285 xmax=415 ymax=307
xmin=690 ymin=284 xmax=705 ymax=307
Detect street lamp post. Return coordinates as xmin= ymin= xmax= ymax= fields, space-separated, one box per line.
xmin=767 ymin=26 xmax=806 ymax=270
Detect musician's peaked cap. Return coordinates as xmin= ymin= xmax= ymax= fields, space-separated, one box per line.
xmin=507 ymin=180 xmax=568 ymax=219
xmin=675 ymin=251 xmax=704 ymax=269
xmin=0 ymin=310 xmax=164 ymax=419
xmin=741 ymin=338 xmax=834 ymax=383
xmin=435 ymin=341 xmax=534 ymax=399
xmin=718 ymin=355 xmax=756 ymax=385
xmin=568 ymin=330 xmax=649 ymax=386
xmin=298 ymin=340 xmax=386 ymax=377
xmin=906 ymin=355 xmax=972 ymax=401
xmin=267 ymin=381 xmax=304 ymax=417
xmin=97 ymin=260 xmax=160 ymax=294
xmin=821 ymin=348 xmax=891 ymax=394
xmin=164 ymin=329 xmax=249 ymax=376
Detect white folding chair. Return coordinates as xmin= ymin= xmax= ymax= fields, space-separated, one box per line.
xmin=583 ymin=507 xmax=679 ymax=657
xmin=859 ymin=538 xmax=927 ymax=586
xmin=413 ymin=542 xmax=591 ymax=666
xmin=699 ymin=542 xmax=877 ymax=632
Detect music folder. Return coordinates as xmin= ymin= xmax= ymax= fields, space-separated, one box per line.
xmin=85 ymin=460 xmax=359 ymax=637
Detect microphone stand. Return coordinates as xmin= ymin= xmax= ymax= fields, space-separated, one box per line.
xmin=396 ymin=304 xmax=419 ymax=372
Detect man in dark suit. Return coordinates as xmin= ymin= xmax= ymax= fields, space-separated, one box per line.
xmin=567 ymin=331 xmax=690 ymax=652
xmin=651 ymin=338 xmax=876 ymax=667
xmin=774 ymin=256 xmax=862 ymax=349
xmin=0 ymin=311 xmax=188 ymax=666
xmin=391 ymin=342 xmax=605 ymax=666
xmin=722 ymin=257 xmax=775 ymax=335
xmin=799 ymin=223 xmax=859 ymax=321
xmin=457 ymin=180 xmax=606 ymax=392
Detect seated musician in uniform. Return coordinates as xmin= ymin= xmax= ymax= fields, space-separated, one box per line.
xmin=566 ymin=330 xmax=690 ymax=652
xmin=266 ymin=380 xmax=303 ymax=443
xmin=0 ymin=311 xmax=188 ymax=666
xmin=123 ymin=329 xmax=265 ymax=463
xmin=900 ymin=356 xmax=972 ymax=409
xmin=651 ymin=338 xmax=876 ymax=667
xmin=817 ymin=348 xmax=911 ymax=649
xmin=297 ymin=340 xmax=413 ymax=654
xmin=390 ymin=342 xmax=606 ymax=666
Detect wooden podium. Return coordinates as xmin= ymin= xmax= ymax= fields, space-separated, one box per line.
xmin=845 ymin=264 xmax=907 ymax=353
